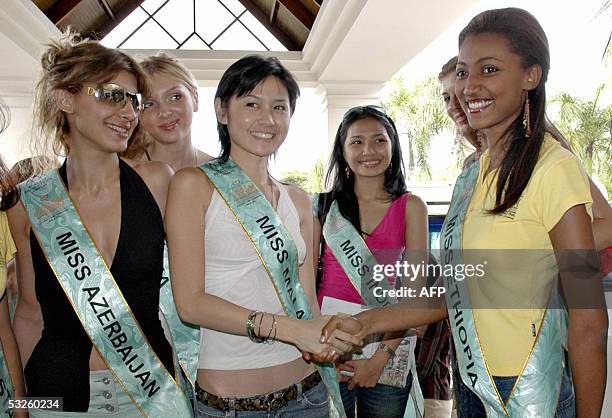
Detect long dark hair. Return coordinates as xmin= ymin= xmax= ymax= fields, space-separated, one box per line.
xmin=214 ymin=55 xmax=300 ymax=162
xmin=317 ymin=106 xmax=407 ymax=234
xmin=459 ymin=8 xmax=550 ymax=214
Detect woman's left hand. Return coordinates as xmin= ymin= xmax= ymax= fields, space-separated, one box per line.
xmin=344 ymin=354 xmax=388 ymax=390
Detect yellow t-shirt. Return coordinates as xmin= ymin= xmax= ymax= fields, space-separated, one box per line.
xmin=0 ymin=211 xmax=16 ymax=297
xmin=463 ymin=135 xmax=592 ymax=376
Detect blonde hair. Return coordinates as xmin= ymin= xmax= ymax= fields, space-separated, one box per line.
xmin=140 ymin=52 xmax=198 ymax=96
xmin=32 ymin=31 xmax=150 ymax=162
xmin=122 ymin=52 xmax=198 ymax=159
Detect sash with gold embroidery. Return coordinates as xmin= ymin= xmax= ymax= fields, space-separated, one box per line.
xmin=159 ymin=243 xmax=200 ymax=392
xmin=20 ymin=170 xmax=192 ymax=418
xmin=441 ymin=161 xmax=566 ymax=417
xmin=319 ymin=197 xmax=424 ymax=417
xmin=201 ymin=158 xmax=346 ymax=418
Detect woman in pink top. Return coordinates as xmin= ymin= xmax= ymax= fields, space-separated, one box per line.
xmin=313 ymin=105 xmax=428 ymax=417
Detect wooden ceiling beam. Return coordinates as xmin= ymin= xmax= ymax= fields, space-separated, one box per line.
xmin=236 ymin=0 xmax=300 ymax=50
xmin=93 ymin=0 xmax=145 ymax=40
xmin=45 ymin=0 xmax=82 ymax=23
xmin=98 ymin=0 xmax=115 ymax=20
xmin=278 ymin=0 xmax=315 ymax=29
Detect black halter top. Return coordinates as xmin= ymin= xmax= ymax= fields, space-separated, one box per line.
xmin=25 ymin=159 xmax=173 ymax=411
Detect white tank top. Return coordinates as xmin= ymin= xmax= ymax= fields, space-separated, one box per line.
xmin=198 ymin=180 xmax=307 ymax=370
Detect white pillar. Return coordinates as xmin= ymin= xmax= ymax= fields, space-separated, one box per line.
xmin=317 ymin=81 xmax=385 ymax=151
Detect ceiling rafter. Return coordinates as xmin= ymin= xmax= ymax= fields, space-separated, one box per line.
xmin=97 ymin=0 xmax=115 ymax=20
xmin=34 ymin=0 xmax=319 ymax=50
xmin=94 ymin=0 xmax=145 ymax=40
xmin=237 ymin=0 xmax=299 ymax=50
xmin=45 ymin=0 xmax=82 ymax=24
xmin=277 ymin=0 xmax=315 ymax=29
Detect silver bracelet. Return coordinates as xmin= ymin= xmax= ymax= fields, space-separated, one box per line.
xmin=246 ymin=311 xmax=266 ymax=343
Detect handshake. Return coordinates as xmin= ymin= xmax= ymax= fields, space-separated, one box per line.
xmin=298 ymin=314 xmax=366 ymax=364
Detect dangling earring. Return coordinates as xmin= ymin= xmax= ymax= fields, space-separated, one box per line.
xmin=387 ymin=162 xmax=393 ymax=175
xmin=522 ymin=93 xmax=531 ymax=138
xmin=345 ymin=166 xmax=351 ymax=179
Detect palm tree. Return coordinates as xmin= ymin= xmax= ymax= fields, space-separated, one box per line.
xmin=308 ymin=158 xmax=325 ymax=193
xmin=384 ymin=76 xmax=454 ymax=179
xmin=552 ymin=84 xmax=612 ymax=195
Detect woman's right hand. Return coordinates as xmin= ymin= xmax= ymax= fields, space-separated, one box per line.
xmin=293 ymin=316 xmax=362 ymax=360
xmin=304 ymin=314 xmax=364 ymax=363
xmin=321 ymin=315 xmax=363 ymax=344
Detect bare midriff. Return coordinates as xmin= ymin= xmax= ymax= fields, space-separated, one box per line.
xmin=197 ymin=357 xmax=316 ymax=397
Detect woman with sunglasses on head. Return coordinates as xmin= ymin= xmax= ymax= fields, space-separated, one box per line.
xmin=166 ymin=55 xmax=357 ymax=418
xmin=313 ymin=105 xmax=428 ymax=418
xmin=124 ymin=53 xmax=212 ymax=170
xmin=7 ymin=34 xmax=191 ymax=417
xmin=324 ymin=8 xmax=608 ymax=418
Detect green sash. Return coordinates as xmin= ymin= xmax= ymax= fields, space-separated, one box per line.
xmin=441 ymin=161 xmax=566 ymax=417
xmin=0 ymin=338 xmax=14 ymax=418
xmin=319 ymin=198 xmax=424 ymax=418
xmin=201 ymin=159 xmax=346 ymax=418
xmin=20 ymin=170 xmax=192 ymax=418
xmin=159 ymin=243 xmax=200 ymax=390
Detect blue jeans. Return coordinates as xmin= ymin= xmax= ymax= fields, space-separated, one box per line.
xmin=195 ymin=381 xmax=328 ymax=418
xmin=455 ymin=370 xmax=575 ymax=418
xmin=340 ymin=372 xmax=412 ymax=418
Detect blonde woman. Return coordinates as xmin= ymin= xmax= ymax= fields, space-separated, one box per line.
xmin=125 ymin=53 xmax=211 ymax=170
xmin=8 ymin=34 xmax=191 ymax=416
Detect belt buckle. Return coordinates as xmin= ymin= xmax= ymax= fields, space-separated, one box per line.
xmin=267 ymin=394 xmax=284 ymax=412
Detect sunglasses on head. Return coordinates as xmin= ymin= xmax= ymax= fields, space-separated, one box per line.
xmin=85 ymin=84 xmax=143 ymax=114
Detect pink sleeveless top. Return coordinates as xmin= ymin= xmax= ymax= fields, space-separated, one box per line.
xmin=318 ymin=193 xmax=409 ymax=305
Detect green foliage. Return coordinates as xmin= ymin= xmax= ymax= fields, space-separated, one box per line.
xmin=383 ymin=75 xmax=454 ymax=179
xmin=551 ymin=83 xmax=612 ymax=195
xmin=309 ymin=158 xmax=325 ymax=192
xmin=280 ymin=170 xmax=309 ymax=190
xmin=280 ymin=158 xmax=325 ymax=193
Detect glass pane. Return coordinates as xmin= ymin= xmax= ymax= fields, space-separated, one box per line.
xmin=240 ymin=12 xmax=287 ymax=51
xmin=211 ymin=22 xmax=266 ymax=50
xmin=155 ymin=0 xmax=194 ymax=44
xmin=180 ymin=34 xmax=211 ymax=50
xmin=195 ymin=0 xmax=235 ymax=44
xmin=141 ymin=0 xmax=169 ymax=14
xmin=121 ymin=19 xmax=179 ymax=49
xmin=101 ymin=7 xmax=148 ymax=48
xmin=217 ymin=0 xmax=246 ymax=17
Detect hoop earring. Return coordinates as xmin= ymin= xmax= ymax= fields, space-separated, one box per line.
xmin=522 ymin=93 xmax=531 ymax=138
